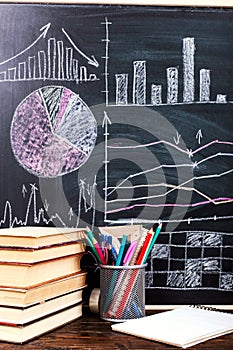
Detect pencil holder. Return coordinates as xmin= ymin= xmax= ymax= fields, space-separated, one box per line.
xmin=99 ymin=264 xmax=146 ymax=322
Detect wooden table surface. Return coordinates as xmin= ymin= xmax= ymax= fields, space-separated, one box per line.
xmin=0 ymin=309 xmax=233 ymax=349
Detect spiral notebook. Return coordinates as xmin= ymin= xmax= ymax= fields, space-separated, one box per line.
xmin=111 ymin=306 xmax=233 ymax=348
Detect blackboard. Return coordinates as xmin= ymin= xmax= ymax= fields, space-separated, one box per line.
xmin=0 ymin=3 xmax=232 ymax=307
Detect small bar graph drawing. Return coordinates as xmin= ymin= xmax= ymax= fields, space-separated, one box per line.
xmin=183 ymin=37 xmax=195 ymax=103
xmin=106 ymin=35 xmax=231 ymax=107
xmin=0 ymin=23 xmax=99 ymax=84
xmin=132 ymin=60 xmax=147 ymax=105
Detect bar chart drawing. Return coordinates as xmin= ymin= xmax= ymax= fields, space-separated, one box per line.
xmin=0 ymin=23 xmax=99 ymax=84
xmin=108 ymin=36 xmax=231 ymax=107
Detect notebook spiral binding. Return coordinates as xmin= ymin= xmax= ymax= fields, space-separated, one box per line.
xmin=190 ymin=305 xmax=228 ymax=313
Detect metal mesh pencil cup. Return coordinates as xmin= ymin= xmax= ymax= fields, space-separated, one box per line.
xmin=99 ymin=264 xmax=146 ymax=322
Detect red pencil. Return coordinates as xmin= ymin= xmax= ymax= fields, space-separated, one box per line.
xmin=136 ymin=232 xmax=153 ymax=265
xmin=93 ymin=236 xmax=107 ymax=265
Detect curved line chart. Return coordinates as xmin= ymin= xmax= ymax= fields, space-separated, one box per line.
xmin=0 ymin=23 xmax=99 ymax=84
xmin=0 ymin=179 xmax=97 ymax=229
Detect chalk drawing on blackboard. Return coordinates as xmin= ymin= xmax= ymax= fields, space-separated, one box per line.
xmin=196 ymin=129 xmax=203 ymax=144
xmin=102 ymin=32 xmax=231 ymax=107
xmin=21 ymin=184 xmax=27 ymax=198
xmin=173 ymin=132 xmax=181 ymax=146
xmin=101 ymin=17 xmax=112 ymax=107
xmin=0 ymin=175 xmax=97 ymax=228
xmin=0 ymin=183 xmax=63 ymax=228
xmin=104 ymin=114 xmax=233 ymax=225
xmin=10 ymin=86 xmax=97 ymax=177
xmin=102 ymin=111 xmax=112 ymax=222
xmin=61 ymin=28 xmax=99 ymax=68
xmin=0 ymin=23 xmax=99 ymax=84
xmin=146 ymin=230 xmax=233 ymax=291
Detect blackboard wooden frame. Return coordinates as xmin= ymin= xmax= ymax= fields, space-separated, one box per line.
xmin=0 ymin=1 xmax=232 ymax=309
xmin=2 ymin=1 xmax=233 ymax=7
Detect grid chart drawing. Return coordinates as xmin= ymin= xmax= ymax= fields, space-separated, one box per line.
xmin=146 ymin=231 xmax=233 ymax=291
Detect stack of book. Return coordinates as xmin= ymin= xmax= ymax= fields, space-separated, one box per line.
xmin=0 ymin=226 xmax=87 ymax=343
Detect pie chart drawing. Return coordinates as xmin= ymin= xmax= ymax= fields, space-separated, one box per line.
xmin=10 ymin=86 xmax=97 ymax=178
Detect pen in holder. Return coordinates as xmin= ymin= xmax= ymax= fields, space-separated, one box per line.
xmin=99 ymin=264 xmax=147 ymax=322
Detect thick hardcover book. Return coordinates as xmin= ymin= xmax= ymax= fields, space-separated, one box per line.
xmin=0 ymin=226 xmax=85 ymax=248
xmin=0 ymin=241 xmax=85 ymax=263
xmin=0 ymin=253 xmax=85 ymax=288
xmin=0 ymin=288 xmax=85 ymax=324
xmin=0 ymin=303 xmax=82 ymax=343
xmin=0 ymin=271 xmax=87 ymax=307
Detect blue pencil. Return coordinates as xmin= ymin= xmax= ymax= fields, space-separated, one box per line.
xmin=103 ymin=234 xmax=127 ymax=313
xmin=116 ymin=234 xmax=127 ymax=266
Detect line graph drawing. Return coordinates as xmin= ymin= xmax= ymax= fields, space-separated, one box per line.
xmin=0 ymin=178 xmax=97 ymax=229
xmin=106 ymin=177 xmax=233 ymax=206
xmin=0 ymin=183 xmax=65 ymax=228
xmin=0 ymin=23 xmax=99 ymax=84
xmin=108 ymin=139 xmax=233 ymax=156
xmin=104 ymin=115 xmax=233 ymax=224
xmin=106 ymin=163 xmax=233 ymax=206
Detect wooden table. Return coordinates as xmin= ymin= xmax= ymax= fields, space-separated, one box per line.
xmin=0 ymin=309 xmax=232 ymax=349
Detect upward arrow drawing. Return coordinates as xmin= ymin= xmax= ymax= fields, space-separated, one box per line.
xmin=196 ymin=129 xmax=203 ymax=144
xmin=68 ymin=207 xmax=74 ymax=221
xmin=0 ymin=23 xmax=51 ymax=66
xmin=102 ymin=110 xmax=112 ymax=128
xmin=62 ymin=28 xmax=99 ymax=67
xmin=21 ymin=185 xmax=27 ymax=198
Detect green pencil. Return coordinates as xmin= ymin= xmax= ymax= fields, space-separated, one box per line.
xmin=143 ymin=223 xmax=162 ymax=264
xmin=84 ymin=232 xmax=101 ymax=264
